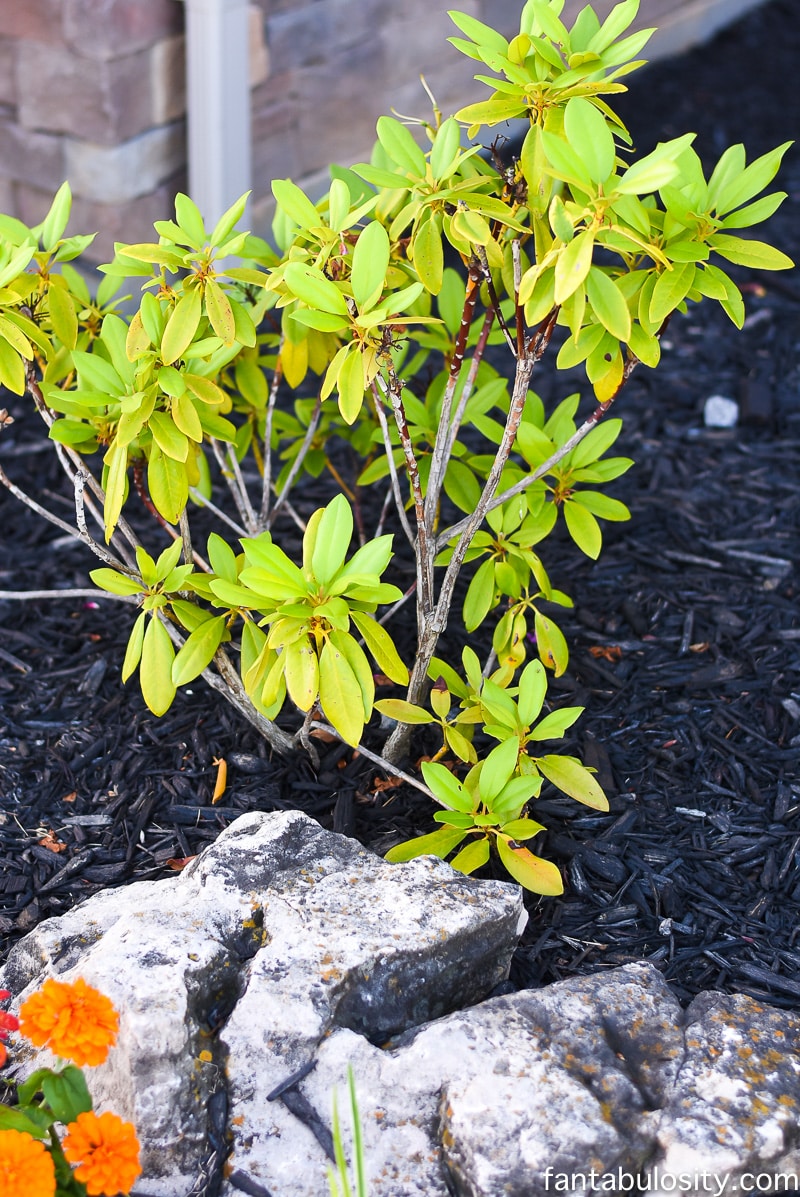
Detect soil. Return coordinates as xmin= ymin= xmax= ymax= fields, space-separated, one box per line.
xmin=1 ymin=0 xmax=799 ymax=1008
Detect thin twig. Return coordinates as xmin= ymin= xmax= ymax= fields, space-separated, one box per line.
xmin=370 ymin=383 xmax=415 ymax=549
xmin=377 ymin=366 xmax=433 ymax=617
xmin=188 ymin=489 xmax=248 ymax=538
xmin=308 ymin=722 xmax=435 ymax=800
xmin=259 ymin=345 xmax=283 ymax=529
xmin=0 ymin=589 xmax=138 ymax=601
xmin=437 ymin=344 xmax=643 ymax=549
xmin=423 ymin=268 xmax=481 ymax=535
xmin=226 ymin=443 xmax=258 ymax=534
xmin=267 ymin=395 xmax=322 ymax=529
xmin=443 ymin=305 xmax=495 ymax=465
xmin=211 ymin=438 xmax=253 ymax=532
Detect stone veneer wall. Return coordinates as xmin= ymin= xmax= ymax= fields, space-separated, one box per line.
xmin=0 ymin=0 xmax=765 ymax=261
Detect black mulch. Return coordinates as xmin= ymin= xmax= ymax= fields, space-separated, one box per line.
xmin=1 ymin=0 xmax=799 ymax=1009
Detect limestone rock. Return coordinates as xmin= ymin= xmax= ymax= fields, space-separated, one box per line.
xmin=2 ymin=810 xmax=800 ymax=1197
xmin=0 ymin=810 xmax=525 ymax=1195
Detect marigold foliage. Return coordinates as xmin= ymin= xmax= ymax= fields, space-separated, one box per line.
xmin=62 ymin=1110 xmax=142 ymax=1197
xmin=19 ymin=977 xmax=119 ymax=1067
xmin=0 ymin=1129 xmax=56 ymax=1197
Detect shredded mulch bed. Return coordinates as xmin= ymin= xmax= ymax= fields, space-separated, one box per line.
xmin=1 ymin=0 xmax=799 ymax=1009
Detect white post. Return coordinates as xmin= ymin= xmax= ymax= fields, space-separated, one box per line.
xmin=182 ymin=0 xmax=252 ymax=228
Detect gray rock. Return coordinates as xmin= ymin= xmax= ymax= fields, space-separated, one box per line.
xmin=0 ymin=810 xmax=524 ymax=1196
xmin=2 ymin=810 xmax=800 ymax=1197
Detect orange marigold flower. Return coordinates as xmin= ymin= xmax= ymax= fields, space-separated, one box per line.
xmin=0 ymin=1128 xmax=56 ymax=1197
xmin=19 ymin=977 xmax=119 ymax=1067
xmin=62 ymin=1111 xmax=142 ymax=1197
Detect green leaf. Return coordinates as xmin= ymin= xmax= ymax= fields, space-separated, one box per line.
xmin=564 ymin=498 xmax=602 ymax=559
xmin=496 ymin=836 xmax=564 ymax=895
xmin=284 ymin=262 xmax=350 ymax=314
xmin=90 ymin=567 xmax=143 ymax=597
xmin=374 ymin=699 xmax=433 ymax=724
xmin=205 ymin=276 xmax=236 ymax=345
xmin=336 ymin=346 xmax=366 ymax=426
xmin=308 ymin=494 xmax=353 ymax=588
xmin=48 ymin=281 xmax=78 ymax=349
xmin=0 ymin=1105 xmax=51 ymax=1137
xmin=140 ymin=614 xmax=177 ymax=715
xmin=175 ymin=193 xmax=207 ymax=247
xmin=463 ymin=558 xmax=496 ymax=632
xmin=210 ymin=191 xmax=249 ymax=246
xmin=616 ymin=133 xmax=696 ymax=195
xmin=649 ymin=261 xmax=696 ymax=325
xmin=40 ymin=180 xmax=72 ymax=251
xmin=318 ymin=637 xmax=364 ymax=745
xmin=481 ymin=736 xmax=520 ymax=804
xmin=421 ymin=761 xmax=473 ymax=812
xmin=103 ymin=439 xmax=128 ymax=540
xmin=171 ymin=614 xmax=227 ymax=685
xmin=500 ymin=817 xmax=546 ymax=840
xmin=331 ymin=629 xmax=374 ymax=717
xmin=412 ymin=210 xmax=444 ymax=295
xmin=149 ymin=410 xmax=189 ymax=462
xmin=537 ymin=753 xmax=609 ymax=809
xmin=528 ymin=706 xmax=583 ymax=741
xmin=564 ymin=97 xmax=615 ymax=184
xmin=376 ymin=115 xmax=426 ymax=177
xmin=534 ymin=609 xmax=568 ymax=676
xmin=122 ymin=611 xmax=147 ymax=683
xmin=555 ymin=229 xmax=595 ymax=305
xmin=351 ymin=611 xmax=409 ymax=685
xmin=709 ymin=234 xmax=793 ymax=271
xmin=714 ymin=141 xmax=792 ymax=214
xmin=284 ymin=635 xmax=321 ymax=711
xmin=448 ymin=9 xmax=508 ymax=51
xmin=351 ymin=221 xmax=389 ymax=311
xmin=541 ymin=130 xmax=595 ymax=192
xmin=161 ymin=287 xmax=202 ymax=365
xmin=0 ymin=335 xmax=25 ymax=394
xmin=41 ymin=1065 xmax=92 ymax=1124
xmin=385 ymin=826 xmax=468 ymax=863
xmin=450 ymin=836 xmax=490 ymax=875
xmin=148 ymin=443 xmax=188 ymax=524
xmin=171 ymin=392 xmax=203 ymax=441
xmin=71 ymin=348 xmax=124 ymax=396
xmin=272 ymin=179 xmax=322 ymax=229
xmin=517 ymin=658 xmax=547 ymax=727
xmin=573 ymin=490 xmax=629 ymax=521
xmin=430 ymin=117 xmax=461 ymax=182
xmin=586 ymin=267 xmax=631 ymax=340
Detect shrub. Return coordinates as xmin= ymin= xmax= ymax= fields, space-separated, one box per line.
xmin=0 ymin=0 xmax=792 ymax=892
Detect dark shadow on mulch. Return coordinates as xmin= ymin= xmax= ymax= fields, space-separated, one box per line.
xmin=1 ymin=0 xmax=799 ymax=1007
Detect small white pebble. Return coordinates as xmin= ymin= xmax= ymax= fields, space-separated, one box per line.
xmin=703 ymin=394 xmax=739 ymax=427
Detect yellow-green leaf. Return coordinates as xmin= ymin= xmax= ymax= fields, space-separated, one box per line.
xmin=140 ymin=614 xmax=177 ymax=716
xmin=171 ymin=615 xmax=227 ymax=685
xmin=102 ymin=439 xmax=128 ymax=540
xmin=412 ymin=210 xmax=444 ymax=295
xmin=496 ymin=836 xmax=564 ymax=895
xmin=48 ymin=282 xmax=78 ymax=349
xmin=122 ymin=611 xmax=146 ymax=682
xmin=205 ymin=277 xmax=236 ymax=345
xmin=586 ymin=267 xmax=631 ymax=341
xmin=148 ymin=443 xmax=188 ymax=524
xmin=350 ymin=611 xmax=409 ymax=685
xmin=337 ymin=346 xmax=365 ymax=425
xmin=318 ymin=637 xmax=364 ymax=745
xmin=283 ymin=636 xmax=320 ymax=711
xmin=536 ymin=754 xmax=609 ymax=810
xmin=555 ymin=229 xmax=595 ymax=305
xmin=161 ymin=288 xmax=202 ymax=365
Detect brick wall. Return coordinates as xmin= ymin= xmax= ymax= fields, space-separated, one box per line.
xmin=0 ymin=0 xmax=765 ymax=261
xmin=0 ymin=0 xmax=185 ymax=261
